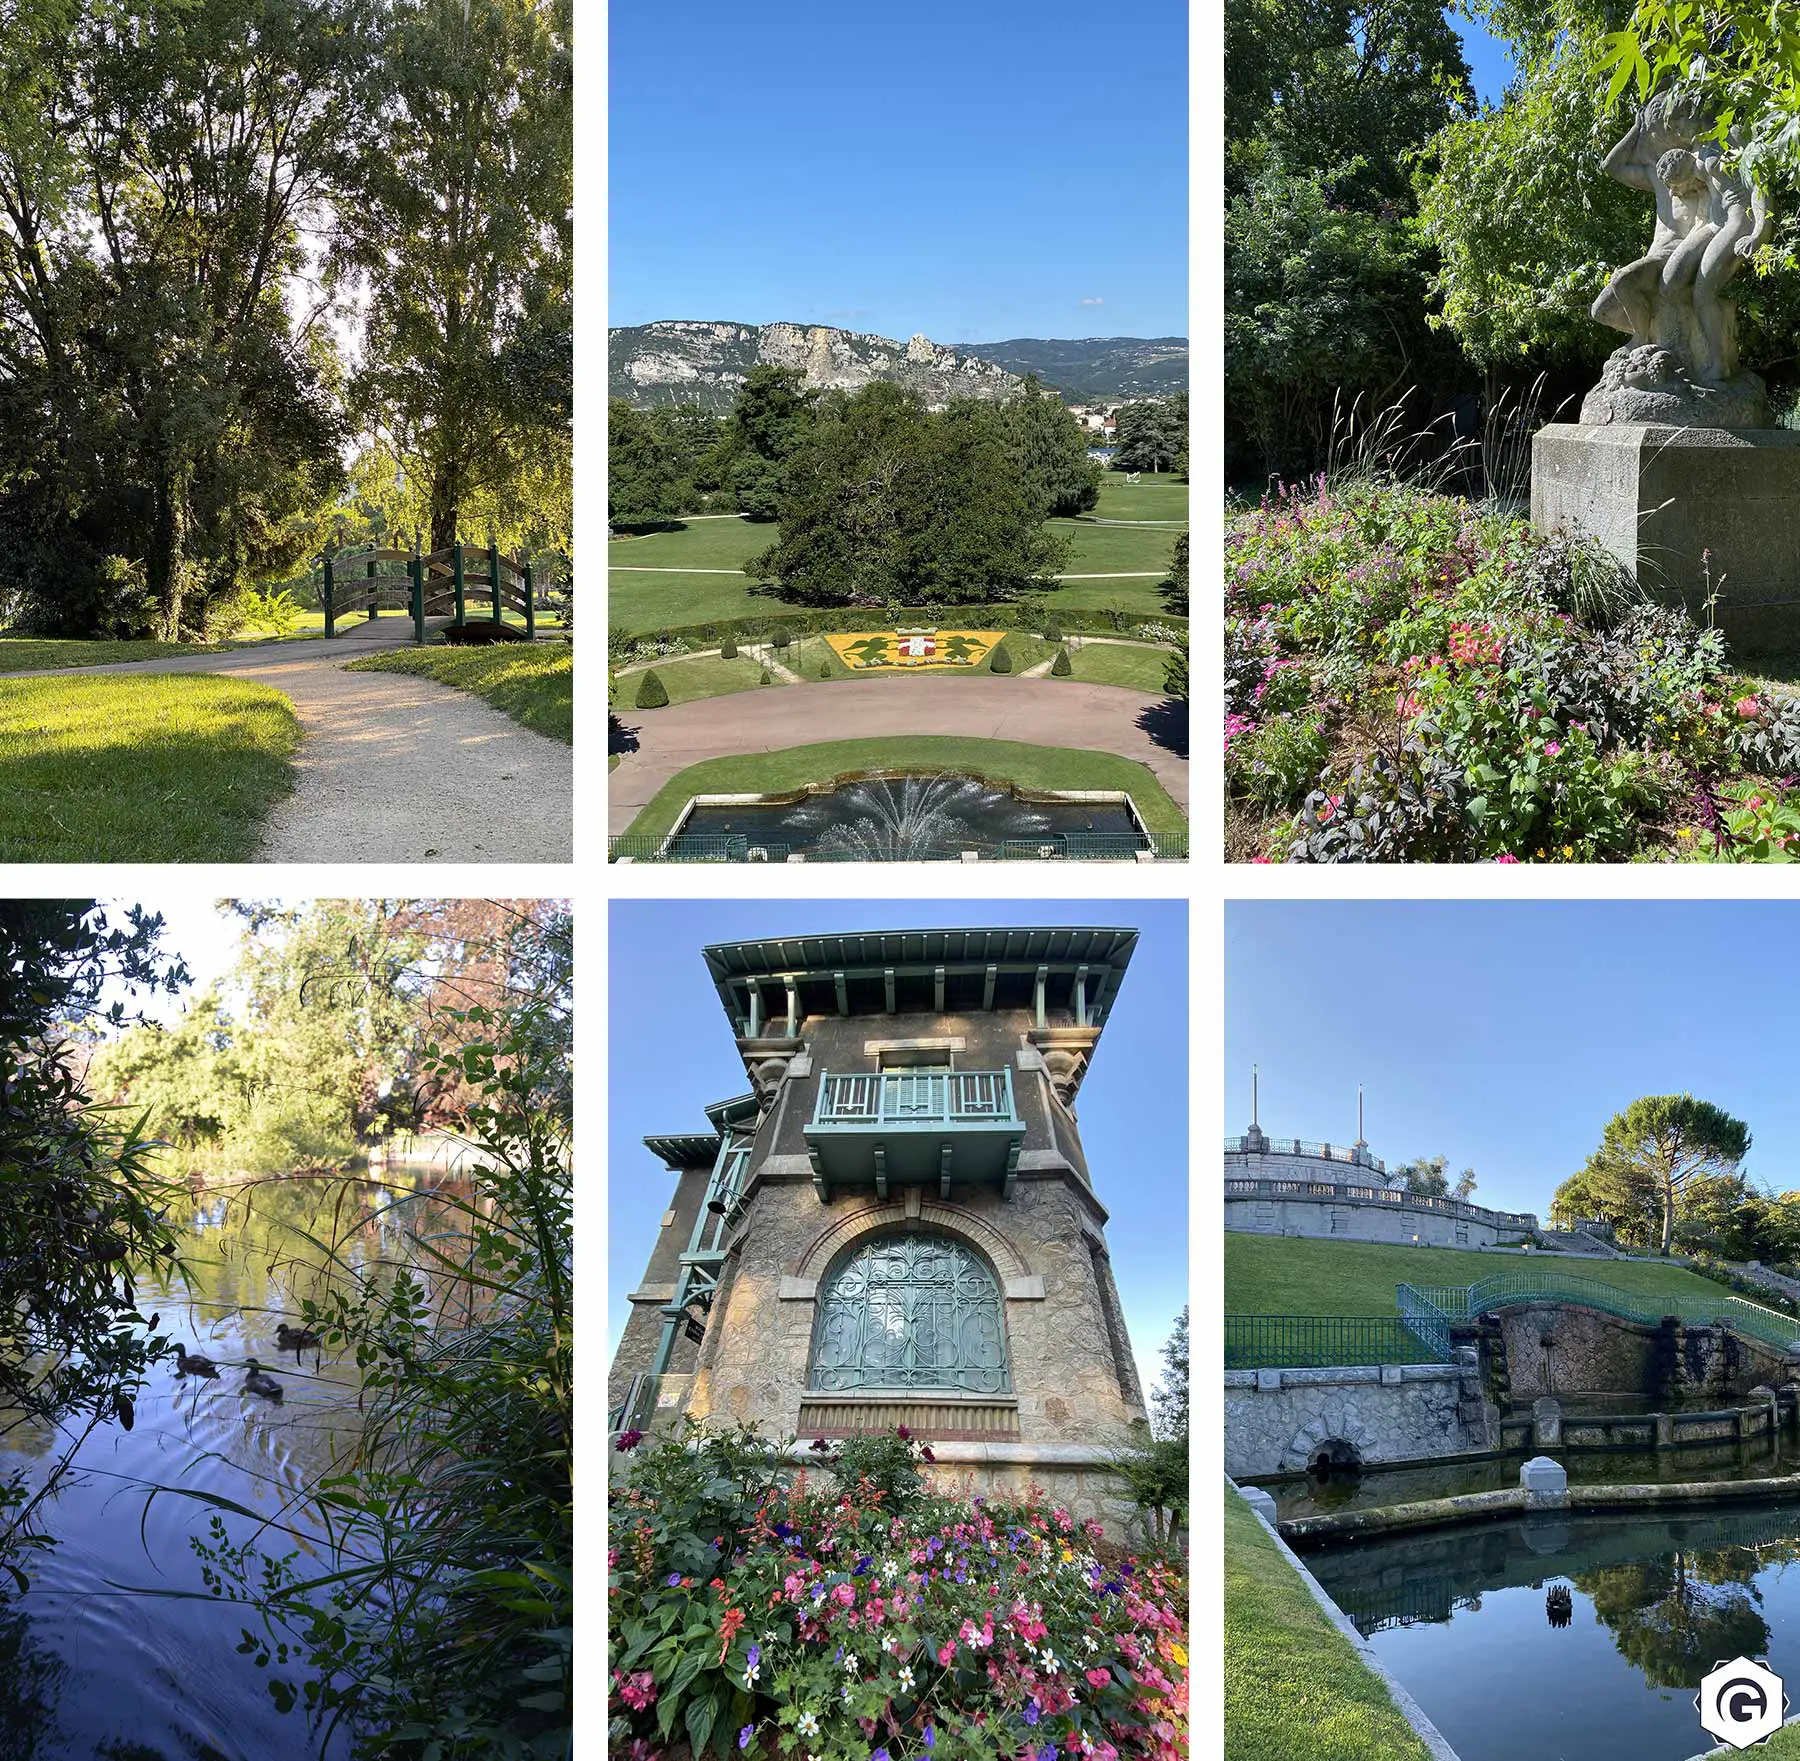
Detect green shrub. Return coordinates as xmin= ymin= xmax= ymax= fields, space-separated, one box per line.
xmin=634 ymin=668 xmax=669 ymax=709
xmin=772 ymin=630 xmax=793 ymax=653
xmin=1043 ymin=619 xmax=1063 ymax=642
xmin=1051 ymin=646 xmax=1072 ymax=676
xmin=819 ymin=1427 xmax=930 ymax=1512
xmin=720 ymin=636 xmax=738 ymax=659
xmin=758 ymin=667 xmax=772 ymax=685
xmin=817 ymin=659 xmax=831 ymax=679
xmin=988 ymin=642 xmax=1013 ymax=674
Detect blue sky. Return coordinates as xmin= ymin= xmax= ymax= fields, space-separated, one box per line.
xmin=1449 ymin=7 xmax=1519 ymax=107
xmin=608 ymin=900 xmax=1189 ymax=1404
xmin=1227 ymin=903 xmax=1800 ymax=1218
xmin=607 ymin=0 xmax=1188 ymax=343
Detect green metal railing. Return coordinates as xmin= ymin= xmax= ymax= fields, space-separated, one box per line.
xmin=1401 ymin=1271 xmax=1800 ymax=1354
xmin=608 ymin=830 xmax=1188 ymax=863
xmin=813 ymin=1069 xmax=1018 ymax=1130
xmin=1226 ymin=1315 xmax=1451 ymax=1369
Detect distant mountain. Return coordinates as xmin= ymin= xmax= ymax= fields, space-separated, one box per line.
xmin=955 ymin=337 xmax=1189 ymax=403
xmin=609 ymin=320 xmax=1027 ymax=413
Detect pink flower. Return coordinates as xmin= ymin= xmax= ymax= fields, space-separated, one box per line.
xmin=1543 ymin=741 xmax=1561 ymax=758
xmin=1087 ymin=1667 xmax=1112 ymax=1687
xmin=1493 ymin=853 xmax=1519 ymax=864
xmin=1737 ymin=696 xmax=1762 ymax=719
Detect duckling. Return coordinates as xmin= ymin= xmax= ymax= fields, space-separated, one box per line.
xmin=174 ymin=1345 xmax=219 ymax=1380
xmin=241 ymin=1358 xmax=284 ymax=1403
xmin=274 ymin=1323 xmax=321 ymax=1354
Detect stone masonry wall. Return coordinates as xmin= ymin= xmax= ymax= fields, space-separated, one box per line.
xmin=1224 ymin=1363 xmax=1492 ymax=1479
xmin=685 ymin=1175 xmax=1145 ymax=1447
xmin=1225 ymin=1195 xmax=1519 ymax=1248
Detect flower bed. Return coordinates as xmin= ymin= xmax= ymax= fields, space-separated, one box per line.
xmin=609 ymin=1423 xmax=1188 ymax=1760
xmin=1224 ymin=478 xmax=1800 ymax=862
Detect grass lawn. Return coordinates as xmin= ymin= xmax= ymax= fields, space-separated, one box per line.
xmin=609 ymin=484 xmax=1188 ymax=638
xmin=1087 ymin=476 xmax=1190 ymax=523
xmin=346 ymin=643 xmax=573 ymax=744
xmin=1064 ymin=641 xmax=1177 ymax=692
xmin=619 ymin=735 xmax=1186 ymax=842
xmin=0 ymin=632 xmax=333 ymax=671
xmin=1225 ymin=1482 xmax=1431 ymax=1761
xmin=619 ymin=653 xmax=769 ymax=706
xmin=1224 ymin=1232 xmax=1738 ymax=1318
xmin=0 ymin=673 xmax=300 ymax=860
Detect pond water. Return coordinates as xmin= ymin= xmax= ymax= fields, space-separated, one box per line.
xmin=675 ymin=774 xmax=1149 ymax=861
xmin=1269 ymin=1431 xmax=1798 ymax=1522
xmin=0 ymin=1172 xmax=463 ymax=1760
xmin=1307 ymin=1499 xmax=1800 ymax=1761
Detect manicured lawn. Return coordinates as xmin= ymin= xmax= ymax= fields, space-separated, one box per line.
xmin=0 ymin=632 xmax=331 ymax=671
xmin=620 ymin=735 xmax=1186 ymax=842
xmin=346 ymin=643 xmax=573 ymax=743
xmin=619 ymin=653 xmax=769 ymax=706
xmin=1224 ymin=1232 xmax=1738 ymax=1318
xmin=608 ymin=489 xmax=1188 ymax=638
xmin=1225 ymin=1482 xmax=1431 ymax=1761
xmin=1064 ymin=641 xmax=1178 ymax=692
xmin=0 ymin=673 xmax=300 ymax=860
xmin=1088 ymin=476 xmax=1190 ymax=523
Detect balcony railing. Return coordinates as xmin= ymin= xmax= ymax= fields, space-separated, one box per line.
xmin=1225 ymin=1135 xmax=1388 ymax=1175
xmin=814 ymin=1070 xmax=1017 ymax=1129
xmin=805 ymin=1069 xmax=1025 ymax=1195
xmin=1224 ymin=1175 xmax=1537 ymax=1231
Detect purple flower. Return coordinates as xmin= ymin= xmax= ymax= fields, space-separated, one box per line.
xmin=923 ymin=1730 xmax=935 ymax=1751
xmin=1024 ymin=1702 xmax=1040 ymax=1726
xmin=615 ymin=1428 xmax=645 ymax=1452
xmin=895 ymin=1424 xmax=910 ymax=1440
xmin=1039 ymin=1748 xmax=1057 ymax=1761
xmin=810 ymin=1436 xmax=833 ymax=1453
xmin=747 ymin=1642 xmax=760 ymax=1670
xmin=739 ymin=1726 xmax=754 ymax=1751
xmin=665 ymin=1572 xmax=682 ymax=1587
xmin=872 ymin=1751 xmax=891 ymax=1761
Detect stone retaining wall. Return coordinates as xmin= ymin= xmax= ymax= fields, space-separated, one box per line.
xmin=1224 ymin=1361 xmax=1493 ymax=1479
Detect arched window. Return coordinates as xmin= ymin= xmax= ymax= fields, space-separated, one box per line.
xmin=809 ymin=1233 xmax=1010 ymax=1393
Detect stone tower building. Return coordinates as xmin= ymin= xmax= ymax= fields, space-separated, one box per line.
xmin=609 ymin=925 xmax=1150 ymax=1526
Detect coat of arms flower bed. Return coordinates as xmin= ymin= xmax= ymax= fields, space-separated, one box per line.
xmin=609 ymin=1422 xmax=1188 ymax=1760
xmin=828 ymin=631 xmax=1003 ymax=670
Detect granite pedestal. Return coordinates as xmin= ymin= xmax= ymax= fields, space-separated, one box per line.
xmin=1532 ymin=422 xmax=1800 ymax=653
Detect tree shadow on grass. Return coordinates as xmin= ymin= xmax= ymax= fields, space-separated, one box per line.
xmin=1138 ymin=697 xmax=1187 ymax=759
xmin=609 ymin=713 xmax=640 ymax=755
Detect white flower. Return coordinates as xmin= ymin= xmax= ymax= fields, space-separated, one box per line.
xmin=1083 ymin=1634 xmax=1099 ymax=1652
xmin=898 ymin=1665 xmax=916 ymax=1691
xmin=797 ymin=1711 xmax=820 ymax=1739
xmin=1041 ymin=1649 xmax=1061 ymax=1675
xmin=744 ymin=1663 xmax=760 ymax=1687
xmin=843 ymin=1652 xmax=860 ymax=1675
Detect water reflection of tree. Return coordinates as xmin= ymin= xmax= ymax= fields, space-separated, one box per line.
xmin=0 ymin=1598 xmax=66 ymax=1761
xmin=1577 ymin=1549 xmax=1770 ymax=1687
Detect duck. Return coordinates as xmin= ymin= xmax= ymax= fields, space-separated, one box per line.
xmin=241 ymin=1359 xmax=284 ymax=1403
xmin=274 ymin=1323 xmax=321 ymax=1354
xmin=174 ymin=1345 xmax=219 ymax=1379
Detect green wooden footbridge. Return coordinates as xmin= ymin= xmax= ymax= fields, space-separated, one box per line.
xmin=321 ymin=538 xmax=539 ymax=642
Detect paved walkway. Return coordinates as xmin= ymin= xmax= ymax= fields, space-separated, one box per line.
xmin=4 ymin=620 xmax=572 ymax=862
xmin=607 ymin=674 xmax=1187 ymax=832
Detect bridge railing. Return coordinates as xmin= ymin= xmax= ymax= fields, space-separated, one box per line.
xmin=322 ymin=539 xmax=538 ymax=643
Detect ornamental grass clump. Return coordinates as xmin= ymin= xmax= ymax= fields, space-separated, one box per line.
xmin=609 ymin=1421 xmax=1188 ymax=1760
xmin=1224 ymin=476 xmax=1800 ymax=862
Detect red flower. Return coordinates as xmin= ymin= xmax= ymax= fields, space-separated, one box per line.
xmin=615 ymin=1428 xmax=644 ymax=1452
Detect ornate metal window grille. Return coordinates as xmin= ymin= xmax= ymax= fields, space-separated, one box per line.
xmin=809 ymin=1234 xmax=1011 ymax=1393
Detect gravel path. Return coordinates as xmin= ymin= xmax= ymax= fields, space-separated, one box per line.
xmin=607 ymin=674 xmax=1187 ymax=833
xmin=5 ymin=621 xmax=572 ymax=863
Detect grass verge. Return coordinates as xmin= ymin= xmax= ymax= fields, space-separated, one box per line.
xmin=0 ymin=673 xmax=300 ymax=860
xmin=1064 ymin=641 xmax=1177 ymax=692
xmin=620 ymin=735 xmax=1186 ymax=842
xmin=346 ymin=643 xmax=573 ymax=744
xmin=1225 ymin=1482 xmax=1432 ymax=1761
xmin=1224 ymin=1231 xmax=1738 ymax=1317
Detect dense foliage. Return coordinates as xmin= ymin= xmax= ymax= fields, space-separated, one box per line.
xmin=0 ymin=903 xmax=188 ymax=1561
xmin=609 ymin=1421 xmax=1188 ymax=1760
xmin=89 ymin=900 xmax=570 ymax=1173
xmin=1225 ymin=480 xmax=1800 ymax=861
xmin=194 ymin=986 xmax=573 ymax=1758
xmin=745 ymin=384 xmax=1073 ymax=607
xmin=0 ymin=0 xmax=571 ymax=638
xmin=1110 ymin=396 xmax=1187 ymax=478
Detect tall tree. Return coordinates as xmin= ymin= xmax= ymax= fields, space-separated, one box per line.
xmin=1558 ymin=1095 xmax=1751 ymax=1257
xmin=1113 ymin=394 xmax=1189 ymax=474
xmin=1001 ymin=376 xmax=1102 ymax=518
xmin=337 ymin=0 xmax=572 ymax=553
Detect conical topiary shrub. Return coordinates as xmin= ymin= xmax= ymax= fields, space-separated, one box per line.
xmin=1051 ymin=647 xmax=1072 ymax=677
xmin=988 ymin=643 xmax=1013 ymax=674
xmin=818 ymin=659 xmax=832 ymax=679
xmin=1043 ymin=621 xmax=1063 ymax=643
xmin=721 ymin=636 xmax=738 ymax=659
xmin=759 ymin=667 xmax=772 ymax=684
xmin=635 ymin=668 xmax=669 ymax=709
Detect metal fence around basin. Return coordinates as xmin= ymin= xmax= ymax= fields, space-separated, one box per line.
xmin=608 ymin=830 xmax=1188 ymax=863
xmin=1226 ymin=1314 xmax=1452 ymax=1370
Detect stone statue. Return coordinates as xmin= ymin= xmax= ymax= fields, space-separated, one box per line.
xmin=1584 ymin=92 xmax=1774 ymax=428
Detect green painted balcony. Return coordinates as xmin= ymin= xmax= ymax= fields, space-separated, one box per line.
xmin=805 ymin=1069 xmax=1026 ymax=1198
